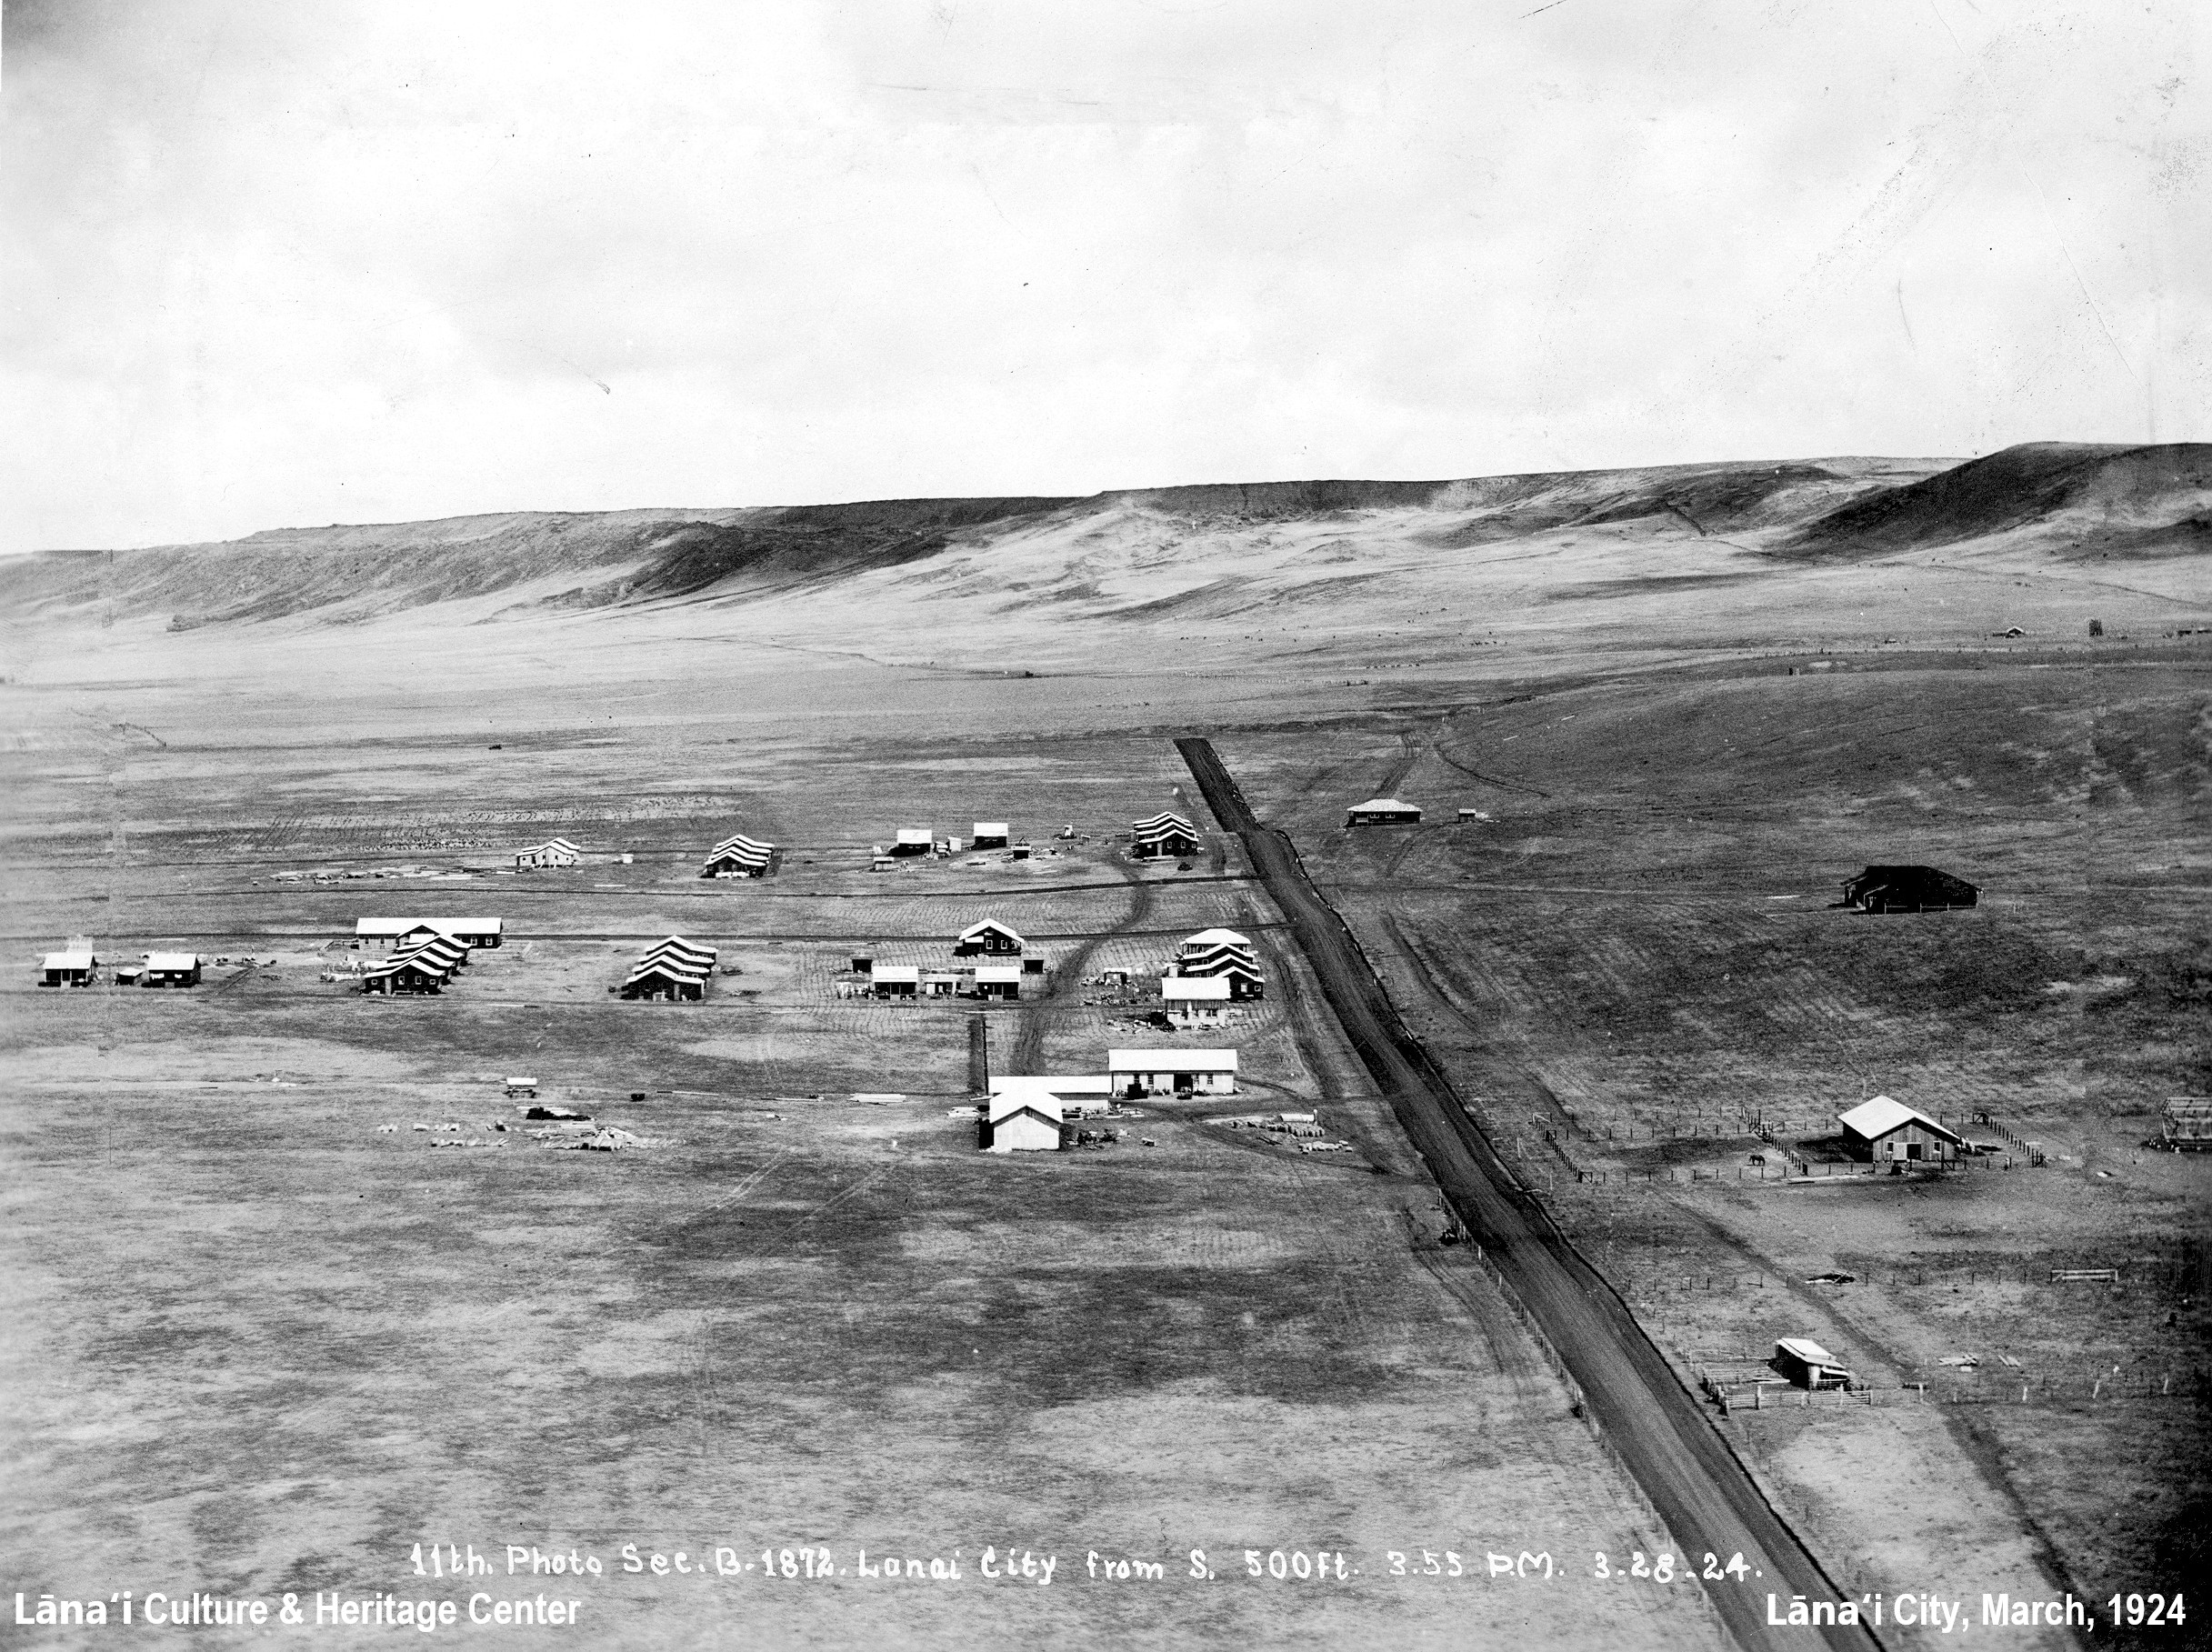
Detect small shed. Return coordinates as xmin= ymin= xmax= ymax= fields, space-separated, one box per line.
xmin=1837 ymin=1095 xmax=1967 ymax=1165
xmin=1774 ymin=1337 xmax=1853 ymax=1389
xmin=1841 ymin=866 xmax=1978 ymax=913
xmin=873 ymin=964 xmax=921 ymax=997
xmin=39 ymin=951 xmax=95 ymax=987
xmin=1163 ymin=975 xmax=1232 ymax=1026
xmin=889 ymin=828 xmax=935 ymax=857
xmin=1108 ymin=1047 xmax=1238 ymax=1096
xmin=849 ymin=954 xmax=875 ymax=976
xmin=515 ymin=837 xmax=581 ymax=869
xmin=980 ymin=1090 xmax=1064 ymax=1154
xmin=954 ymin=919 xmax=1026 ymax=956
xmin=972 ymin=822 xmax=1011 ymax=849
xmin=972 ymin=964 xmax=1024 ymax=1000
xmin=143 ymin=952 xmax=203 ymax=987
xmin=505 ymin=1076 xmax=539 ymax=1097
xmin=1346 ymin=797 xmax=1422 ymax=826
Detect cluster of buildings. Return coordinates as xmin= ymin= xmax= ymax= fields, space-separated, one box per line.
xmin=703 ymin=833 xmax=776 ymax=878
xmin=872 ymin=822 xmax=1030 ymax=868
xmin=853 ymin=919 xmax=1046 ymax=1000
xmin=980 ymin=1048 xmax=1241 ymax=1152
xmin=361 ymin=929 xmax=474 ymax=995
xmin=1130 ymin=811 xmax=1200 ymax=859
xmin=37 ymin=946 xmax=201 ymax=988
xmin=621 ymin=936 xmax=718 ymax=1000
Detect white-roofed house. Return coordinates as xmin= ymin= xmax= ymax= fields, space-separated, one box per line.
xmin=39 ymin=951 xmax=95 ymax=987
xmin=1162 ymin=974 xmax=1232 ymax=1026
xmin=871 ymin=963 xmax=920 ymax=997
xmin=972 ymin=822 xmax=1011 ymax=848
xmin=1837 ymin=1095 xmax=1967 ymax=1166
xmin=979 ymin=1089 xmax=1065 ymax=1153
xmin=1346 ymin=797 xmax=1422 ymax=826
xmin=989 ymin=1074 xmax=1114 ymax=1117
xmin=972 ymin=964 xmax=1024 ymax=1000
xmin=953 ymin=918 xmax=1026 ymax=956
xmin=142 ymin=952 xmax=203 ymax=987
xmin=1177 ymin=926 xmax=1250 ymax=956
xmin=1108 ymin=1048 xmax=1238 ymax=1097
xmin=515 ymin=837 xmax=582 ymax=869
xmin=890 ymin=828 xmax=935 ymax=857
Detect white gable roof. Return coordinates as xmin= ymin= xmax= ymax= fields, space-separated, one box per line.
xmin=958 ymin=918 xmax=1025 ymax=943
xmin=145 ymin=952 xmax=200 ymax=970
xmin=43 ymin=952 xmax=94 ymax=970
xmin=895 ymin=827 xmax=934 ymax=845
xmin=1108 ymin=1048 xmax=1238 ymax=1072
xmin=974 ymin=964 xmax=1024 ymax=984
xmin=355 ymin=917 xmax=415 ymax=937
xmin=1162 ymin=975 xmax=1233 ymax=1000
xmin=1351 ymin=797 xmax=1419 ymax=812
xmin=1775 ymin=1337 xmax=1838 ymax=1367
xmin=1837 ymin=1095 xmax=1963 ymax=1143
xmin=1181 ymin=927 xmax=1250 ymax=950
xmin=988 ymin=1090 xmax=1065 ymax=1126
xmin=872 ymin=964 xmax=920 ymax=984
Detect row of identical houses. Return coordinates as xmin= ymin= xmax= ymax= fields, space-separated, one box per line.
xmin=621 ymin=936 xmax=718 ymax=1000
xmin=980 ymin=1049 xmax=1241 ymax=1151
xmin=876 ymin=823 xmax=1024 ymax=864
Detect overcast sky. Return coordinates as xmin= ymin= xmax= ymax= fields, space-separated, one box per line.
xmin=2 ymin=0 xmax=2205 ymax=552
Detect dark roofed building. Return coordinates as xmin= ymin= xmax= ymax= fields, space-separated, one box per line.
xmin=1842 ymin=865 xmax=1978 ymax=913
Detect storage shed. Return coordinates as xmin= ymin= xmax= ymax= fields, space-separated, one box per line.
xmin=889 ymin=828 xmax=935 ymax=857
xmin=980 ymin=1090 xmax=1064 ymax=1154
xmin=1841 ymin=866 xmax=1978 ymax=913
xmin=1773 ymin=1337 xmax=1854 ymax=1389
xmin=1108 ymin=1048 xmax=1238 ymax=1096
xmin=1346 ymin=797 xmax=1422 ymax=826
xmin=972 ymin=822 xmax=1011 ymax=849
xmin=1837 ymin=1095 xmax=1967 ymax=1165
xmin=2160 ymin=1098 xmax=2212 ymax=1152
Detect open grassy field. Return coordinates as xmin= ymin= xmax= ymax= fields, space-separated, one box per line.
xmin=5 ymin=445 xmax=2207 ymax=1647
xmin=1215 ymin=642 xmax=2211 ymax=1647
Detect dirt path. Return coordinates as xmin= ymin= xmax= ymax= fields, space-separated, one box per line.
xmin=1006 ymin=860 xmax=1153 ymax=1073
xmin=1176 ymin=735 xmax=1877 ymax=1652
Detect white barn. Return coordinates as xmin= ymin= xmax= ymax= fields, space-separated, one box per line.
xmin=980 ymin=1090 xmax=1064 ymax=1153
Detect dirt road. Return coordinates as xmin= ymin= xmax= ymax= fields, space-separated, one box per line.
xmin=1176 ymin=736 xmax=1879 ymax=1652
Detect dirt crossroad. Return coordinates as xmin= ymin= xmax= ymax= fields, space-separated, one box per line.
xmin=1176 ymin=736 xmax=1880 ymax=1652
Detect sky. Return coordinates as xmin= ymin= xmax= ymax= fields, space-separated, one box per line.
xmin=2 ymin=0 xmax=2207 ymax=552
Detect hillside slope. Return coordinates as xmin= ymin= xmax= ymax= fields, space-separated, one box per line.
xmin=3 ymin=444 xmax=2204 ymax=635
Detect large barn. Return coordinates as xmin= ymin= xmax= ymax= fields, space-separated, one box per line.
xmin=888 ymin=828 xmax=935 ymax=858
xmin=1841 ymin=866 xmax=1978 ymax=913
xmin=972 ymin=822 xmax=1011 ymax=849
xmin=1837 ymin=1095 xmax=1967 ymax=1165
xmin=979 ymin=1089 xmax=1064 ymax=1153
